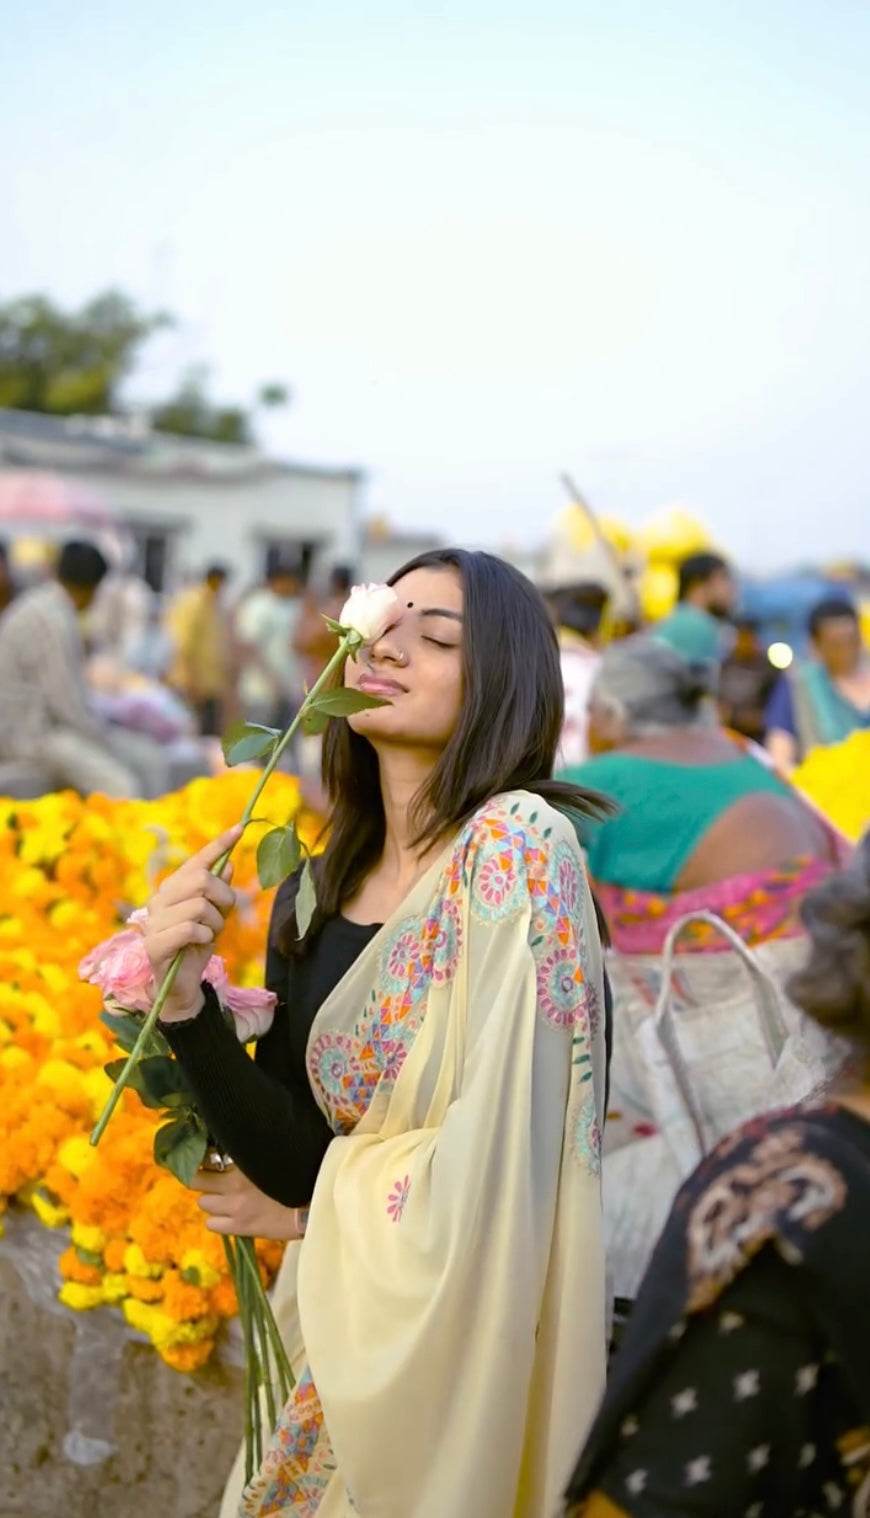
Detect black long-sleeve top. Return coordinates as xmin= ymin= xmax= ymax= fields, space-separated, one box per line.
xmin=164 ymin=874 xmax=380 ymax=1207
xmin=164 ymin=874 xmax=613 ymax=1209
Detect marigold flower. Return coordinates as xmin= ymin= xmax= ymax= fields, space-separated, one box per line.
xmin=160 ymin=1340 xmax=214 ymax=1373
xmin=59 ymin=1281 xmax=105 ymax=1312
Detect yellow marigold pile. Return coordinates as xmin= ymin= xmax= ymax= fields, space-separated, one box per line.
xmin=792 ymin=729 xmax=870 ymax=845
xmin=0 ymin=771 xmax=321 ymax=1371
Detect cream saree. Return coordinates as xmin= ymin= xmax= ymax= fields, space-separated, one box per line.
xmin=236 ymin=790 xmax=606 ymax=1518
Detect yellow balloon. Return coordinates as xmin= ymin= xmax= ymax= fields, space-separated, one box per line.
xmin=638 ymin=506 xmax=713 ymax=564
xmin=640 ymin=562 xmax=679 ymax=622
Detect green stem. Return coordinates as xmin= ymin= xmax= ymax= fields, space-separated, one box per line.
xmin=222 ymin=1236 xmax=258 ymax=1481
xmin=89 ymin=638 xmax=353 ymax=1146
xmin=242 ymin=1243 xmax=277 ymax=1430
xmin=238 ymin=1236 xmax=295 ymax=1400
xmin=237 ymin=1239 xmax=262 ymax=1479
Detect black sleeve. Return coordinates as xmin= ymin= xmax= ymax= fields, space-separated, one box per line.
xmin=162 ymin=889 xmax=333 ymax=1207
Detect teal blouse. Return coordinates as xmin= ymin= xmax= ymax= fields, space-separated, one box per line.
xmin=563 ymin=751 xmax=794 ymax=891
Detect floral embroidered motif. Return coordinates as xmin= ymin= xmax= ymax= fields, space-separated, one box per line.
xmin=421 ymin=897 xmax=463 ymax=984
xmin=387 ymin=1174 xmax=411 ymax=1222
xmin=536 ymin=943 xmax=590 ymax=1027
xmin=241 ymin=1368 xmax=336 ymax=1516
xmin=572 ymin=1090 xmax=602 ymax=1176
xmin=307 ymin=795 xmax=600 ymax=1148
xmin=381 ymin=918 xmax=428 ymax=996
xmin=308 ymin=1032 xmax=375 ymax=1131
xmin=554 ymin=840 xmax=583 ymax=915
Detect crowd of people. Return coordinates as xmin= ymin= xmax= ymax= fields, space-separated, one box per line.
xmin=2 ymin=531 xmax=869 ymax=1514
xmin=0 ymin=538 xmax=351 ymax=800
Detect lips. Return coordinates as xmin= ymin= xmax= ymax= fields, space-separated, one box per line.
xmin=357 ymin=674 xmax=405 ymax=697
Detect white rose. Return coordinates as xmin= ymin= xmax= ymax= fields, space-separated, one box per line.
xmin=338 ymin=583 xmax=400 ymax=644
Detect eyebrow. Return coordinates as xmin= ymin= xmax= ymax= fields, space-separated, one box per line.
xmin=419 ymin=607 xmax=463 ymax=622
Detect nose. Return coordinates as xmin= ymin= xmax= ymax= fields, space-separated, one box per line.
xmin=366 ymin=614 xmax=407 ymax=668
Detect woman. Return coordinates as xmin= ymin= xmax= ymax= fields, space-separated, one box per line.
xmin=560 ymin=635 xmax=843 ymax=954
xmin=142 ymin=550 xmax=609 ymax=1518
xmin=560 ymin=634 xmax=846 ymax=1303
xmin=566 ymin=836 xmax=870 ymax=1516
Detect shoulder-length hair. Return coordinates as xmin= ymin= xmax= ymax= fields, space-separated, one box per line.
xmin=282 ymin=547 xmax=607 ymax=949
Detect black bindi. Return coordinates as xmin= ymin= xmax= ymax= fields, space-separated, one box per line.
xmin=406 ymin=600 xmax=414 ymax=608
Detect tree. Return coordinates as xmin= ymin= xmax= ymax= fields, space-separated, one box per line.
xmin=0 ymin=289 xmax=170 ymax=415
xmin=151 ymin=369 xmax=291 ymax=445
xmin=0 ymin=287 xmax=291 ymax=444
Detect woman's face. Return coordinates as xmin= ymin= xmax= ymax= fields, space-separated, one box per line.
xmin=344 ymin=566 xmax=464 ymax=751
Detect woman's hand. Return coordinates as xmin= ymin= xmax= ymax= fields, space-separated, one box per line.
xmin=193 ymin=1165 xmax=308 ymax=1240
xmin=142 ymin=824 xmax=243 ymax=1020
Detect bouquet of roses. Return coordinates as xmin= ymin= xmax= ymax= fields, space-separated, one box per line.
xmin=80 ymin=581 xmax=399 ymax=1476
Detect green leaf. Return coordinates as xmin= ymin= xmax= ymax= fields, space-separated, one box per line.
xmin=104 ymin=1055 xmax=192 ymax=1110
xmin=220 ymin=719 xmax=280 ymax=767
xmin=100 ymin=1009 xmax=169 ymax=1057
xmin=295 ymin=856 xmax=318 ymax=938
xmin=301 ymin=705 xmax=330 ymax=737
xmin=305 ymin=688 xmax=390 ymax=718
xmin=99 ymin=1009 xmax=144 ymax=1053
xmin=322 ymin=615 xmax=345 ymax=634
xmin=256 ymin=825 xmax=302 ymax=890
xmin=153 ymin=1115 xmax=208 ymax=1187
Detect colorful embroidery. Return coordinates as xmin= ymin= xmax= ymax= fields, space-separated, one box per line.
xmin=241 ymin=1368 xmax=336 ymax=1516
xmin=536 ymin=943 xmax=590 ymax=1027
xmin=572 ymin=1090 xmax=602 ymax=1176
xmin=381 ymin=918 xmax=428 ymax=996
xmin=471 ymin=824 xmax=527 ymax=921
xmin=307 ymin=795 xmax=601 ymax=1151
xmin=387 ymin=1174 xmax=411 ymax=1222
xmin=421 ymin=897 xmax=463 ymax=984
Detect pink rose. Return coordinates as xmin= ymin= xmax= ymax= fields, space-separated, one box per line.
xmin=79 ymin=913 xmax=276 ymax=1041
xmin=203 ymin=959 xmax=276 ymax=1042
xmin=79 ymin=927 xmax=154 ymax=1013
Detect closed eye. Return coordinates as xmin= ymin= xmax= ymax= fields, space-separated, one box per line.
xmin=423 ymin=636 xmax=457 ymax=649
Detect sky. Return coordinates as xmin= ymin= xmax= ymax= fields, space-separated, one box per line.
xmin=4 ymin=0 xmax=869 ymax=568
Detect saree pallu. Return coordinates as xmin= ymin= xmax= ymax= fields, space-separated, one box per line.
xmin=240 ymin=791 xmax=608 ymax=1518
xmin=597 ymin=856 xmax=835 ymax=957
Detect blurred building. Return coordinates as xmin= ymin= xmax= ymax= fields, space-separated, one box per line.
xmin=0 ymin=407 xmax=364 ymax=591
xmin=359 ymin=517 xmax=443 ymax=583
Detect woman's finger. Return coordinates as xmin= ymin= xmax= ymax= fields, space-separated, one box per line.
xmin=196 ymin=1192 xmax=227 ymax=1215
xmin=194 ymin=825 xmax=245 ymax=871
xmin=156 ymin=871 xmax=236 ymax=914
xmin=204 ymin=1215 xmax=234 ymax=1235
xmin=146 ymin=922 xmax=215 ymax=961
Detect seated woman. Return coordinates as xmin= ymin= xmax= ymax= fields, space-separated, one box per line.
xmin=560 ymin=635 xmax=844 ymax=955
xmin=560 ymin=637 xmax=847 ymax=1301
xmin=565 ymin=836 xmax=870 ymax=1517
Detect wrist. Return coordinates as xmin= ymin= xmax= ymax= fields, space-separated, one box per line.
xmin=158 ymin=988 xmax=206 ymax=1025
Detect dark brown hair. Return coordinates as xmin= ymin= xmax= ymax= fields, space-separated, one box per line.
xmin=281 ymin=547 xmax=606 ymax=949
xmin=787 ymin=835 xmax=870 ymax=1053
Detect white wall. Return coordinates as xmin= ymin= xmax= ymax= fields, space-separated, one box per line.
xmin=68 ymin=468 xmax=363 ymax=591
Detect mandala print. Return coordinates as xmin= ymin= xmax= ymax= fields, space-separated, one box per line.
xmin=472 ymin=829 xmax=527 ymax=922
xmin=555 ymin=841 xmax=583 ymax=915
xmin=535 ymin=942 xmax=589 ymax=1028
xmin=422 ymin=898 xmax=463 ymax=983
xmin=366 ymin=996 xmax=418 ymax=1083
xmin=307 ymin=1033 xmax=374 ymax=1131
xmin=380 ymin=919 xmax=428 ymax=997
xmin=387 ymin=1174 xmax=411 ymax=1222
